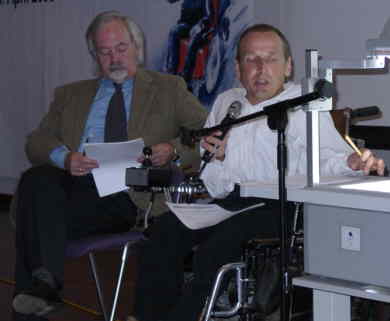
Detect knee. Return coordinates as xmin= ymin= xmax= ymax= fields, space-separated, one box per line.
xmin=19 ymin=165 xmax=64 ymax=190
xmin=139 ymin=214 xmax=191 ymax=258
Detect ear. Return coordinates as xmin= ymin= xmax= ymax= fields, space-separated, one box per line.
xmin=284 ymin=56 xmax=292 ymax=79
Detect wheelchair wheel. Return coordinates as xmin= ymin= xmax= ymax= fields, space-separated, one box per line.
xmin=226 ymin=238 xmax=311 ymax=321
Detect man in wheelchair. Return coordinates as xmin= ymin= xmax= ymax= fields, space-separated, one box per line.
xmin=128 ymin=24 xmax=385 ymax=321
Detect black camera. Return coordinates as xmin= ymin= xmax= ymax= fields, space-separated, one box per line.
xmin=125 ymin=146 xmax=180 ymax=192
xmin=126 ymin=167 xmax=174 ymax=191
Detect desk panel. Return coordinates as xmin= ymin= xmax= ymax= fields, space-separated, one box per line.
xmin=240 ymin=176 xmax=390 ymax=287
xmin=305 ymin=203 xmax=390 ymax=288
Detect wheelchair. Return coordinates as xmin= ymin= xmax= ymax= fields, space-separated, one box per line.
xmin=197 ymin=201 xmax=312 ymax=321
xmin=162 ymin=176 xmax=311 ymax=321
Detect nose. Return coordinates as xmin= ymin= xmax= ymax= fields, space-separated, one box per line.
xmin=108 ymin=50 xmax=121 ymax=63
xmin=254 ymin=57 xmax=264 ymax=72
xmin=112 ymin=55 xmax=120 ymax=64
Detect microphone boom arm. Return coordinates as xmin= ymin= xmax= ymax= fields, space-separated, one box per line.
xmin=180 ymin=81 xmax=332 ymax=147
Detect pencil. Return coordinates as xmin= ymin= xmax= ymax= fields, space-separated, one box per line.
xmin=344 ymin=135 xmax=362 ymax=156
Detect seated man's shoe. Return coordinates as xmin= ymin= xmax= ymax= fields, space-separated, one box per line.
xmin=12 ymin=277 xmax=63 ymax=316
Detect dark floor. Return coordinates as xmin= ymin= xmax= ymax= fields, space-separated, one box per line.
xmin=0 ymin=195 xmax=137 ymax=321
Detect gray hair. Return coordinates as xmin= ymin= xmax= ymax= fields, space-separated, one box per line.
xmin=86 ymin=10 xmax=145 ymax=65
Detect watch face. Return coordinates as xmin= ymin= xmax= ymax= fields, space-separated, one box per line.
xmin=173 ymin=154 xmax=180 ymax=162
xmin=172 ymin=148 xmax=180 ymax=162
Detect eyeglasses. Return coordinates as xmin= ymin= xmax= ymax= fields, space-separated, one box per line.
xmin=96 ymin=42 xmax=130 ymax=57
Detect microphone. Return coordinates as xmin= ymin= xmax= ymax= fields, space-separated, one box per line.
xmin=350 ymin=106 xmax=380 ymax=120
xmin=202 ymin=101 xmax=242 ymax=163
xmin=142 ymin=146 xmax=153 ymax=167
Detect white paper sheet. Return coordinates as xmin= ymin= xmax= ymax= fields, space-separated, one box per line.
xmin=166 ymin=201 xmax=265 ymax=230
xmin=84 ymin=138 xmax=144 ymax=197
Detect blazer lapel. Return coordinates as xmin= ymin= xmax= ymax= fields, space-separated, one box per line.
xmin=71 ymin=80 xmax=100 ymax=149
xmin=128 ymin=69 xmax=157 ymax=139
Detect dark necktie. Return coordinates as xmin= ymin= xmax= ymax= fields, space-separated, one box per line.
xmin=104 ymin=83 xmax=127 ymax=142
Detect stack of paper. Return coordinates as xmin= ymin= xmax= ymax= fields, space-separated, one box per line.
xmin=84 ymin=138 xmax=144 ymax=197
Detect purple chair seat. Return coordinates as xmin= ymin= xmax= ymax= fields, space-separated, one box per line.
xmin=66 ymin=230 xmax=146 ymax=259
xmin=65 ymin=230 xmax=146 ymax=321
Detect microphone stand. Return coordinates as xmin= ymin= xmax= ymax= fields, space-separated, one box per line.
xmin=266 ymin=104 xmax=291 ymax=321
xmin=184 ymin=101 xmax=295 ymax=321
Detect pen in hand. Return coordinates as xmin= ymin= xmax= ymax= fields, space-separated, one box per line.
xmin=344 ymin=135 xmax=362 ymax=157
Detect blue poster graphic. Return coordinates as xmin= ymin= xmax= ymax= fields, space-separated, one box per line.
xmin=159 ymin=0 xmax=251 ymax=109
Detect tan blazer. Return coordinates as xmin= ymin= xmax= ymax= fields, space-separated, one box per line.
xmin=26 ymin=68 xmax=208 ymax=216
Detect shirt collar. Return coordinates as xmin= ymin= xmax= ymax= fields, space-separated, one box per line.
xmin=100 ymin=77 xmax=133 ymax=90
xmin=240 ymin=82 xmax=301 ymax=107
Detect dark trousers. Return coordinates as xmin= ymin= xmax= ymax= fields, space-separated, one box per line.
xmin=13 ymin=165 xmax=137 ymax=321
xmin=133 ymin=194 xmax=293 ymax=321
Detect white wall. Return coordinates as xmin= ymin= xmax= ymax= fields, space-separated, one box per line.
xmin=254 ymin=0 xmax=390 ymax=164
xmin=280 ymin=0 xmax=390 ymax=124
xmin=255 ymin=0 xmax=390 ymax=125
xmin=254 ymin=1 xmax=282 ymax=28
xmin=284 ymin=0 xmax=390 ymax=164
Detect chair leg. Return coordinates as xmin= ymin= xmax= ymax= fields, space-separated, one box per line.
xmin=89 ymin=252 xmax=109 ymax=321
xmin=109 ymin=241 xmax=132 ymax=321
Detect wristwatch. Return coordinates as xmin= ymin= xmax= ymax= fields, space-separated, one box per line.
xmin=172 ymin=148 xmax=180 ymax=162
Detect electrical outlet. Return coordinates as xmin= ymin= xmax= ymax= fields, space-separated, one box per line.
xmin=341 ymin=226 xmax=360 ymax=251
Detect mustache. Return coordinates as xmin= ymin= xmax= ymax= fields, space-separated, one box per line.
xmin=109 ymin=63 xmax=125 ymax=72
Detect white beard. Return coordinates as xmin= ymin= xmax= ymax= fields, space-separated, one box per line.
xmin=109 ymin=69 xmax=128 ymax=84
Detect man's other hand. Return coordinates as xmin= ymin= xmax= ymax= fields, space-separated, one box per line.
xmin=347 ymin=149 xmax=385 ymax=176
xmin=137 ymin=143 xmax=175 ymax=167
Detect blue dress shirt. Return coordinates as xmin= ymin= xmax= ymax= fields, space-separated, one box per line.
xmin=50 ymin=78 xmax=134 ymax=168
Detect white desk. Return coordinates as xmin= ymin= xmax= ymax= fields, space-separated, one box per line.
xmin=240 ymin=175 xmax=390 ymax=212
xmin=240 ymin=176 xmax=390 ymax=321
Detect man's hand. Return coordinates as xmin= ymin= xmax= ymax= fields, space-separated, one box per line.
xmin=347 ymin=149 xmax=386 ymax=176
xmin=65 ymin=152 xmax=99 ymax=176
xmin=201 ymin=130 xmax=228 ymax=161
xmin=137 ymin=143 xmax=175 ymax=167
